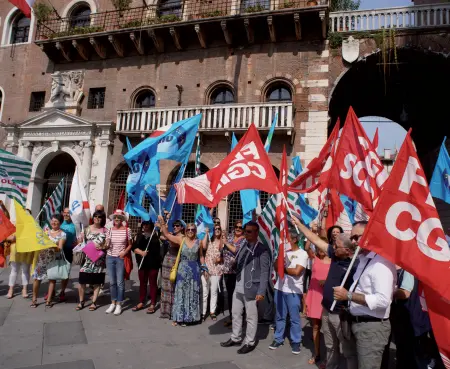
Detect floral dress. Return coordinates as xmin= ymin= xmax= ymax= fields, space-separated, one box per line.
xmin=32 ymin=230 xmax=66 ymax=281
xmin=205 ymin=240 xmax=223 ymax=277
xmin=172 ymin=239 xmax=201 ymax=323
xmin=78 ymin=227 xmax=107 ymax=285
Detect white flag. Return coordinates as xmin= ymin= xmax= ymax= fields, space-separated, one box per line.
xmin=69 ymin=167 xmax=90 ymax=232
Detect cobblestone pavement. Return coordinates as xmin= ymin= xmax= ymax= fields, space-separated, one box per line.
xmin=0 ymin=266 xmax=396 ymax=369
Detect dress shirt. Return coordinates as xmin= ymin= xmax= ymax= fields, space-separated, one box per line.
xmin=349 ymin=251 xmax=397 ymax=319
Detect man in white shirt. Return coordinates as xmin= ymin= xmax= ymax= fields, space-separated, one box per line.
xmin=269 ymin=229 xmax=308 ymax=355
xmin=333 ymin=221 xmax=397 ymax=369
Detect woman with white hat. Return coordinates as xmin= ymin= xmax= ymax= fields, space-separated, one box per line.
xmin=105 ymin=209 xmax=132 ymax=316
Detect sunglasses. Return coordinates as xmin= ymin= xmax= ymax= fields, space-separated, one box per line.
xmin=214 ymin=221 xmax=221 ymax=225
xmin=93 ymin=215 xmax=102 ymax=219
xmin=235 ymin=226 xmax=243 ymax=230
xmin=113 ymin=216 xmax=122 ymax=220
xmin=350 ymin=234 xmax=362 ymax=241
xmin=214 ymin=227 xmax=221 ymax=231
xmin=173 ymin=224 xmax=182 ymax=228
xmin=187 ymin=228 xmax=196 ymax=232
xmin=245 ymin=229 xmax=256 ymax=234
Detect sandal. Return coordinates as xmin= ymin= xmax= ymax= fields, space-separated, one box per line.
xmin=76 ymin=301 xmax=85 ymax=311
xmin=308 ymin=355 xmax=320 ymax=365
xmin=30 ymin=300 xmax=38 ymax=308
xmin=89 ymin=302 xmax=98 ymax=311
xmin=201 ymin=314 xmax=206 ymax=322
xmin=172 ymin=321 xmax=178 ymax=327
xmin=132 ymin=303 xmax=144 ymax=312
xmin=210 ymin=314 xmax=217 ymax=321
xmin=146 ymin=305 xmax=155 ymax=314
xmin=45 ymin=301 xmax=53 ymax=308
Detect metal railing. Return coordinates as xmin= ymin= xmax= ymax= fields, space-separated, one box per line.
xmin=116 ymin=102 xmax=294 ymax=133
xmin=329 ymin=3 xmax=450 ymax=32
xmin=36 ymin=0 xmax=324 ymax=40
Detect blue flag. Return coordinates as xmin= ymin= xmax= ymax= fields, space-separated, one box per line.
xmin=195 ymin=205 xmax=214 ymax=240
xmin=340 ymin=194 xmax=357 ymax=225
xmin=165 ymin=163 xmax=186 ymax=232
xmin=430 ymin=137 xmax=450 ymax=204
xmin=124 ymin=114 xmax=201 ymax=186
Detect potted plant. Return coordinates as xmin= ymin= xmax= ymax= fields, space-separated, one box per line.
xmin=111 ymin=0 xmax=133 ymax=29
xmin=33 ymin=1 xmax=54 ymax=22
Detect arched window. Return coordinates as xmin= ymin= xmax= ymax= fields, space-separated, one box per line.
xmin=134 ymin=90 xmax=156 ymax=109
xmin=266 ymin=83 xmax=292 ymax=102
xmin=210 ymin=86 xmax=235 ymax=105
xmin=70 ymin=4 xmax=91 ymax=28
xmin=10 ymin=13 xmax=30 ymax=44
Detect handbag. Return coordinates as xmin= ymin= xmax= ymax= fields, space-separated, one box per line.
xmin=47 ymin=251 xmax=71 ymax=280
xmin=169 ymin=238 xmax=184 ymax=283
xmin=339 ymin=257 xmax=373 ymax=340
xmin=82 ymin=241 xmax=104 ymax=263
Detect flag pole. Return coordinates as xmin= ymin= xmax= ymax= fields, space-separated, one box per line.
xmin=330 ymin=246 xmax=360 ymax=312
xmin=281 ymin=192 xmax=301 ymax=234
xmin=158 ymin=184 xmax=162 ymax=217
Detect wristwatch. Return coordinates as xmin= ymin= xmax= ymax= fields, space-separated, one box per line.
xmin=347 ymin=291 xmax=353 ymax=302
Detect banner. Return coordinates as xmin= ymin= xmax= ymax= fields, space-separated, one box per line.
xmin=430 ymin=137 xmax=450 ymax=204
xmin=14 ymin=200 xmax=55 ymax=253
xmin=69 ymin=167 xmax=91 ymax=231
xmin=175 ymin=124 xmax=280 ymax=207
xmin=0 ymin=209 xmax=15 ymax=243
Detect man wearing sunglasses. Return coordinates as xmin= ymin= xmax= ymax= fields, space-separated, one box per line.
xmin=333 ymin=221 xmax=396 ymax=369
xmin=291 ymin=216 xmax=358 ymax=369
xmin=220 ymin=221 xmax=271 ymax=354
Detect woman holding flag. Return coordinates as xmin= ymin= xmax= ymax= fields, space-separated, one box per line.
xmin=157 ymin=215 xmax=206 ymax=326
xmin=31 ymin=214 xmax=66 ymax=308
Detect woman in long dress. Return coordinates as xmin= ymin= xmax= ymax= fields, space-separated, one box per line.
xmin=157 ymin=216 xmax=206 ymax=326
xmin=159 ymin=218 xmax=185 ymax=319
xmin=76 ymin=210 xmax=108 ymax=311
xmin=306 ymin=246 xmax=331 ymax=365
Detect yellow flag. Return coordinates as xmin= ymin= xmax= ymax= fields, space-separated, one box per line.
xmin=14 ymin=200 xmax=56 ymax=253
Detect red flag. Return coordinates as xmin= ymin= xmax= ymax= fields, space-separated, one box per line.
xmin=289 ymin=121 xmax=340 ymax=193
xmin=116 ymin=189 xmax=125 ymax=211
xmin=175 ymin=124 xmax=280 ymax=207
xmin=7 ymin=0 xmax=35 ymax=18
xmin=324 ymin=107 xmax=388 ymax=212
xmin=324 ymin=188 xmax=344 ymax=231
xmin=0 ymin=209 xmax=15 ymax=243
xmin=372 ymin=127 xmax=379 ymax=153
xmin=359 ymin=131 xmax=450 ymax=366
xmin=276 ymin=147 xmax=288 ymax=279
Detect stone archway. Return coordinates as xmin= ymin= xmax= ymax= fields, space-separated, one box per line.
xmin=329 ymin=48 xmax=450 ymax=179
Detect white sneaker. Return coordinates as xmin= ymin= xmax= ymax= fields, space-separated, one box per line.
xmin=105 ymin=304 xmax=116 ymax=314
xmin=113 ymin=304 xmax=122 ymax=316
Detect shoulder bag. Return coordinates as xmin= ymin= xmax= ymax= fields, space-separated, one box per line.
xmin=73 ymin=228 xmax=86 ymax=266
xmin=47 ymin=250 xmax=71 ymax=280
xmin=339 ymin=257 xmax=373 ymax=340
xmin=169 ymin=238 xmax=185 ymax=284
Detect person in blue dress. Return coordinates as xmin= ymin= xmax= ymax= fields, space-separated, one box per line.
xmin=157 ymin=216 xmax=206 ymax=326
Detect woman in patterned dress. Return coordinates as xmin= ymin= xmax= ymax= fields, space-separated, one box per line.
xmin=157 ymin=216 xmax=206 ymax=326
xmin=31 ymin=214 xmax=66 ymax=308
xmin=159 ymin=218 xmax=185 ymax=319
xmin=76 ymin=210 xmax=108 ymax=311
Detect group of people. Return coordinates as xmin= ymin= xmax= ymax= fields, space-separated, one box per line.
xmin=0 ymin=199 xmax=445 ymax=368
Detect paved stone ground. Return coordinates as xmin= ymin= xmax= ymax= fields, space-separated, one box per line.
xmin=0 ymin=266 xmax=396 ymax=369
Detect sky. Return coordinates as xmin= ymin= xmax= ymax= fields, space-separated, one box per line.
xmin=359 ymin=0 xmax=411 ymax=9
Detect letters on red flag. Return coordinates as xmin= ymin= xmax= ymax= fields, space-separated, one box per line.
xmin=359 ymin=130 xmax=450 ymax=298
xmin=0 ymin=209 xmax=16 ymax=243
xmin=289 ymin=122 xmax=340 ymax=193
xmin=325 ymin=107 xmax=387 ymax=212
xmin=175 ymin=124 xmax=280 ymax=207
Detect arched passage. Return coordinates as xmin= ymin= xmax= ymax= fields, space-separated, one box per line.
xmin=329 ymin=48 xmax=450 ymax=179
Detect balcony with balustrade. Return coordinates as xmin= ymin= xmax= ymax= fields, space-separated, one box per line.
xmin=116 ymin=102 xmax=294 ymax=140
xmin=329 ymin=2 xmax=450 ymax=32
xmin=36 ymin=0 xmax=328 ymax=62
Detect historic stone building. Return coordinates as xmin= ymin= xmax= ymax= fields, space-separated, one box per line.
xmin=0 ymin=0 xmax=330 ymax=230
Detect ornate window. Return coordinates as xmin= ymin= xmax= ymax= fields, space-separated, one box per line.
xmin=10 ymin=13 xmax=30 ymax=44
xmin=69 ymin=4 xmax=91 ymax=28
xmin=210 ymin=86 xmax=235 ymax=105
xmin=266 ymin=83 xmax=292 ymax=102
xmin=134 ymin=89 xmax=156 ymax=109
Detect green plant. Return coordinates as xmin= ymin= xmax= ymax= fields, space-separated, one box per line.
xmin=330 ymin=0 xmax=360 ymax=12
xmin=119 ymin=20 xmax=143 ymax=28
xmin=244 ymin=3 xmax=267 ymax=13
xmin=328 ymin=32 xmax=343 ymax=49
xmin=158 ymin=14 xmax=181 ymax=23
xmin=280 ymin=1 xmax=295 ymax=8
xmin=111 ymin=0 xmax=133 ymax=12
xmin=33 ymin=2 xmax=54 ymax=22
xmin=200 ymin=10 xmax=225 ymax=18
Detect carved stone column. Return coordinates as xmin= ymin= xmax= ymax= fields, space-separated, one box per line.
xmin=80 ymin=140 xmax=93 ymax=187
xmin=18 ymin=141 xmax=33 ymax=161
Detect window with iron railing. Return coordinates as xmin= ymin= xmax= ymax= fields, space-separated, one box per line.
xmin=29 ymin=91 xmax=46 ymax=112
xmin=87 ymin=87 xmax=106 ymax=109
xmin=70 ymin=5 xmax=91 ymax=28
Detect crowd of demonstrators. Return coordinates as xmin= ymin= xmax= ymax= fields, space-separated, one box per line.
xmin=0 ymin=200 xmax=446 ymax=369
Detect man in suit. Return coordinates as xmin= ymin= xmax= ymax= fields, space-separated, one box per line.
xmin=220 ymin=221 xmax=271 ymax=354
